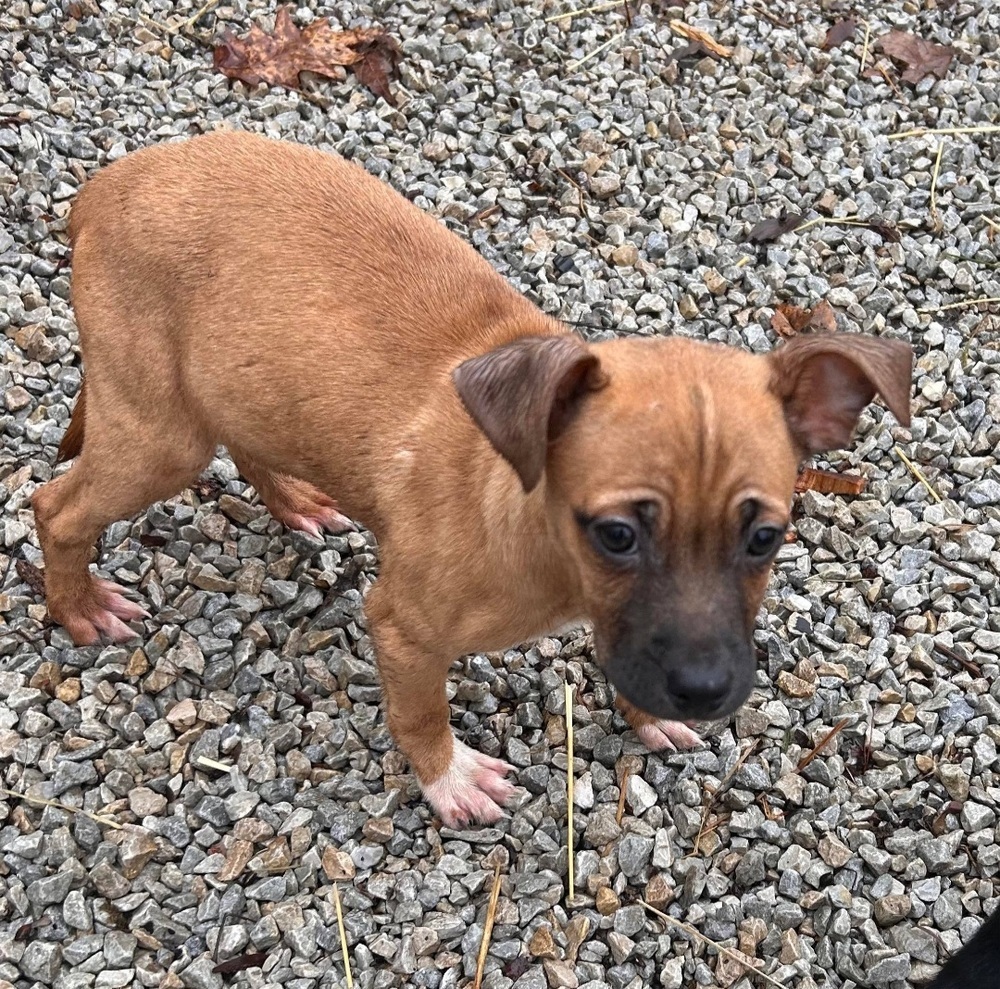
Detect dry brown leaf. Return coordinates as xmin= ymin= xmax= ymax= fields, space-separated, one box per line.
xmin=16 ymin=559 xmax=45 ymax=597
xmin=771 ymin=310 xmax=796 ymax=339
xmin=774 ymin=303 xmax=812 ymax=334
xmin=214 ymin=6 xmax=401 ymax=104
xmin=669 ymin=19 xmax=733 ymax=58
xmin=771 ymin=300 xmax=839 ymax=338
xmin=822 ymin=18 xmax=857 ymax=51
xmin=795 ymin=467 xmax=867 ymax=496
xmin=807 ymin=299 xmax=838 ymax=334
xmin=878 ymin=30 xmax=958 ymax=85
xmin=746 ymin=211 xmax=802 ymax=243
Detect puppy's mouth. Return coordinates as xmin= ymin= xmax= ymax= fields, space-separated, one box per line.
xmin=602 ymin=648 xmax=755 ymax=722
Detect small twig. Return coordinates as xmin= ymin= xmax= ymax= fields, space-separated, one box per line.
xmin=544 ymin=0 xmax=625 ymax=22
xmin=930 ymin=141 xmax=945 ymax=233
xmin=894 ymin=446 xmax=943 ymax=504
xmin=333 ymin=884 xmax=353 ymax=989
xmin=918 ymin=296 xmax=1000 ymax=313
xmin=984 ymin=217 xmax=1000 ymax=234
xmin=796 ymin=719 xmax=848 ymax=774
xmin=556 ymin=168 xmax=587 ymax=213
xmin=565 ymin=681 xmax=576 ymax=902
xmin=566 ymin=30 xmax=626 ymax=70
xmin=694 ymin=741 xmax=757 ymax=855
xmin=640 ymin=901 xmax=788 ymax=988
xmin=859 ymin=19 xmax=872 ymax=73
xmin=889 ymin=125 xmax=1000 ymax=140
xmin=933 ymin=641 xmax=982 ymax=678
xmin=473 ymin=863 xmax=503 ymax=989
xmin=0 ymin=787 xmax=124 ymax=829
xmin=616 ymin=766 xmax=630 ymax=827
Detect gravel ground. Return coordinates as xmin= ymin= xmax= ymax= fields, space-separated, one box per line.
xmin=2 ymin=1 xmax=1000 ymax=987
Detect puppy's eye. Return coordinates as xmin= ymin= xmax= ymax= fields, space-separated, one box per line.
xmin=746 ymin=525 xmax=784 ymax=559
xmin=593 ymin=519 xmax=638 ymax=557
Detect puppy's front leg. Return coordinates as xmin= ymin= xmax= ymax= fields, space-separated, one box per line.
xmin=367 ymin=591 xmax=515 ymax=828
xmin=615 ymin=694 xmax=703 ymax=752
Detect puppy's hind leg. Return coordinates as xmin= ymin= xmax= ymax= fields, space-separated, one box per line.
xmin=230 ymin=449 xmax=354 ymax=537
xmin=33 ymin=397 xmax=212 ymax=646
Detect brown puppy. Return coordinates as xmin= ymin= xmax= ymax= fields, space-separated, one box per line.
xmin=33 ymin=132 xmax=913 ymax=827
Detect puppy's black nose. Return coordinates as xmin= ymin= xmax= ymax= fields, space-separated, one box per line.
xmin=666 ymin=666 xmax=734 ymax=717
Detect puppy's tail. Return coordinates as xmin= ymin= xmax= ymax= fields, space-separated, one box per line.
xmin=56 ymin=377 xmax=86 ymax=463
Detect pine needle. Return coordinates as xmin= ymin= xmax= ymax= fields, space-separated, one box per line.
xmin=795 ymin=718 xmax=849 ymax=774
xmin=566 ymin=30 xmax=626 ymax=70
xmin=693 ymin=741 xmax=757 ymax=855
xmin=894 ymin=446 xmax=943 ymax=504
xmin=544 ymin=0 xmax=625 ymax=22
xmin=473 ymin=862 xmax=503 ymax=989
xmin=640 ymin=900 xmax=788 ymax=988
xmin=0 ymin=787 xmax=124 ymax=830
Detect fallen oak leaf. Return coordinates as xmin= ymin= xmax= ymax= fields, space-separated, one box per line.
xmin=348 ymin=33 xmax=403 ymax=106
xmin=795 ymin=467 xmax=867 ymax=496
xmin=214 ymin=6 xmax=401 ymax=104
xmin=745 ymin=210 xmax=802 ymax=244
xmin=878 ymin=30 xmax=958 ymax=85
xmin=822 ymin=18 xmax=857 ymax=51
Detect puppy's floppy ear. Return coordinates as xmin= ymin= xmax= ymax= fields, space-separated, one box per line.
xmin=453 ymin=335 xmax=605 ymax=492
xmin=769 ymin=334 xmax=913 ymax=455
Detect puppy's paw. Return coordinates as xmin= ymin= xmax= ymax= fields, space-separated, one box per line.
xmin=265 ymin=478 xmax=355 ymax=536
xmin=56 ymin=578 xmax=149 ymax=646
xmin=421 ymin=738 xmax=516 ymax=829
xmin=284 ymin=506 xmax=355 ymax=538
xmin=637 ymin=719 xmax=703 ymax=753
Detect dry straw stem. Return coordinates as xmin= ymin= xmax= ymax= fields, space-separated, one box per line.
xmin=795 ymin=718 xmax=849 ymax=774
xmin=889 ymin=125 xmax=1000 ymax=140
xmin=565 ymin=681 xmax=576 ymax=902
xmin=919 ymin=296 xmax=1000 ymax=312
xmin=859 ymin=19 xmax=872 ymax=73
xmin=473 ymin=863 xmax=503 ymax=989
xmin=930 ymin=140 xmax=945 ymax=232
xmin=0 ymin=786 xmax=124 ymax=829
xmin=640 ymin=900 xmax=788 ymax=988
xmin=984 ymin=217 xmax=1000 ymax=234
xmin=566 ymin=30 xmax=626 ymax=70
xmin=894 ymin=446 xmax=944 ymax=504
xmin=545 ymin=0 xmax=625 ymax=23
xmin=333 ymin=884 xmax=353 ymax=989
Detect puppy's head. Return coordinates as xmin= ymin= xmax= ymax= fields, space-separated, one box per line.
xmin=454 ymin=332 xmax=912 ymax=722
